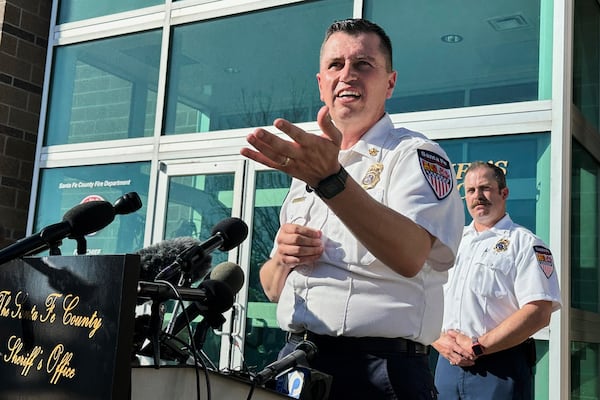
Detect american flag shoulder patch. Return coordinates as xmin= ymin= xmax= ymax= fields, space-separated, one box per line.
xmin=534 ymin=245 xmax=554 ymax=279
xmin=417 ymin=149 xmax=453 ymax=200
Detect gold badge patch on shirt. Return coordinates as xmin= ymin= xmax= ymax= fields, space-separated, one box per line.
xmin=494 ymin=238 xmax=510 ymax=252
xmin=534 ymin=245 xmax=555 ymax=279
xmin=361 ymin=163 xmax=384 ymax=189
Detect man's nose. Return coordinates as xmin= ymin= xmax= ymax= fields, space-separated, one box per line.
xmin=340 ymin=64 xmax=357 ymax=82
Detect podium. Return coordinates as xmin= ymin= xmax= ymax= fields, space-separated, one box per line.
xmin=0 ymin=255 xmax=299 ymax=400
xmin=131 ymin=366 xmax=288 ymax=400
xmin=0 ymin=255 xmax=139 ymax=400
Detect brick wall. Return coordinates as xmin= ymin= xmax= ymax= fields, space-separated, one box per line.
xmin=0 ymin=0 xmax=51 ymax=247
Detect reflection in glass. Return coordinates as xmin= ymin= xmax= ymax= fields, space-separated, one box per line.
xmin=164 ymin=0 xmax=353 ymax=134
xmin=162 ymin=171 xmax=235 ymax=366
xmin=244 ymin=170 xmax=291 ymax=371
xmin=34 ymin=162 xmax=150 ymax=255
xmin=365 ymin=0 xmax=550 ymax=113
xmin=574 ymin=1 xmax=600 ymax=131
xmin=57 ymin=0 xmax=163 ymax=24
xmin=571 ymin=341 xmax=600 ymax=400
xmin=571 ymin=141 xmax=600 ymax=313
xmin=45 ymin=30 xmax=161 ymax=145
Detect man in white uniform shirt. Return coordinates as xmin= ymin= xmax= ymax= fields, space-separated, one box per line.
xmin=241 ymin=18 xmax=464 ymax=399
xmin=433 ymin=161 xmax=561 ymax=400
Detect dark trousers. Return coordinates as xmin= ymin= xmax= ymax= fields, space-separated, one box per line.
xmin=276 ymin=334 xmax=438 ymax=400
xmin=434 ymin=341 xmax=534 ymax=400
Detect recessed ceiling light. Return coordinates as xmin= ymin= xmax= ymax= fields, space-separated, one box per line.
xmin=487 ymin=14 xmax=529 ymax=31
xmin=441 ymin=34 xmax=463 ymax=43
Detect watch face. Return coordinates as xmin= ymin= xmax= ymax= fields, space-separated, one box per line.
xmin=322 ymin=180 xmax=341 ymax=196
xmin=315 ymin=168 xmax=347 ymax=199
xmin=472 ymin=343 xmax=484 ymax=356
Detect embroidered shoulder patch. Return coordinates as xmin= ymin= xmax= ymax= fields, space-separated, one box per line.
xmin=534 ymin=245 xmax=554 ymax=279
xmin=417 ymin=149 xmax=453 ymax=200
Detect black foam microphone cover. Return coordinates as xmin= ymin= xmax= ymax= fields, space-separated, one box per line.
xmin=136 ymin=236 xmax=208 ymax=283
xmin=62 ymin=201 xmax=116 ymax=238
xmin=212 ymin=217 xmax=248 ymax=251
xmin=209 ymin=261 xmax=245 ymax=295
xmin=114 ymin=192 xmax=143 ymax=215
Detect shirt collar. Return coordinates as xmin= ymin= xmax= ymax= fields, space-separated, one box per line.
xmin=464 ymin=213 xmax=513 ymax=239
xmin=347 ymin=114 xmax=393 ymax=161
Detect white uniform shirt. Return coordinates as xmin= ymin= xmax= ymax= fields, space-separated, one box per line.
xmin=441 ymin=214 xmax=562 ymax=338
xmin=274 ymin=114 xmax=464 ymax=345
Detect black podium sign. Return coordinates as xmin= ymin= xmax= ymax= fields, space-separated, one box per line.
xmin=0 ymin=255 xmax=139 ymax=400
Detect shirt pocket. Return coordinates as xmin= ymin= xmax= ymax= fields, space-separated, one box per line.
xmin=472 ymin=251 xmax=512 ymax=298
xmin=285 ymin=193 xmax=325 ymax=229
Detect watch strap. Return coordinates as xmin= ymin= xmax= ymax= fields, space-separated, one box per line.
xmin=312 ymin=166 xmax=348 ymax=199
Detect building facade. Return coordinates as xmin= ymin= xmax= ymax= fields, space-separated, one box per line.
xmin=1 ymin=1 xmax=599 ymax=399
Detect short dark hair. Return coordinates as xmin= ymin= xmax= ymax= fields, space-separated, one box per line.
xmin=322 ymin=18 xmax=393 ymax=71
xmin=466 ymin=161 xmax=507 ymax=190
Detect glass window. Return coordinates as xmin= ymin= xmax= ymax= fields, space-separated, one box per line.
xmin=572 ymin=342 xmax=600 ymax=400
xmin=45 ymin=30 xmax=161 ymax=145
xmin=163 ymin=173 xmax=235 ymax=266
xmin=34 ymin=162 xmax=150 ymax=256
xmin=364 ymin=0 xmax=553 ymax=113
xmin=57 ymin=0 xmax=163 ymax=24
xmin=440 ymin=132 xmax=551 ymax=239
xmin=159 ymin=170 xmax=238 ymax=365
xmin=164 ymin=0 xmax=353 ymax=135
xmin=573 ymin=0 xmax=600 ymax=131
xmin=571 ymin=140 xmax=600 ymax=313
xmin=244 ymin=170 xmax=291 ymax=370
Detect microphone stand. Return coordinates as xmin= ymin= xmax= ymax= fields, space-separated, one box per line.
xmin=192 ymin=312 xmax=226 ymax=353
xmin=149 ymin=298 xmax=165 ymax=368
xmin=48 ymin=242 xmax=62 ymax=256
xmin=74 ymin=236 xmax=87 ymax=255
xmin=164 ymin=271 xmax=189 ymax=335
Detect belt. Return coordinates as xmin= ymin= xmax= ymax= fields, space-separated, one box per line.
xmin=286 ymin=331 xmax=429 ymax=355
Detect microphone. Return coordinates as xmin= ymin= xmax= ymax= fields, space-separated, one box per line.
xmin=136 ymin=236 xmax=210 ymax=285
xmin=168 ymin=261 xmax=245 ymax=336
xmin=0 ymin=192 xmax=142 ymax=265
xmin=135 ymin=276 xmax=236 ymax=361
xmin=137 ymin=279 xmax=234 ymax=313
xmin=203 ymin=217 xmax=249 ymax=252
xmin=208 ymin=261 xmax=245 ymax=295
xmin=254 ymin=341 xmax=318 ymax=385
xmin=150 ymin=217 xmax=248 ymax=284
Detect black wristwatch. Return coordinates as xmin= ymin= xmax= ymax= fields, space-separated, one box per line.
xmin=311 ymin=166 xmax=348 ymax=199
xmin=472 ymin=338 xmax=485 ymax=356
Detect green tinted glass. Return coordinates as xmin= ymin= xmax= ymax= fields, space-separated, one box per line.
xmin=244 ymin=170 xmax=291 ymax=370
xmin=365 ymin=0 xmax=552 ymax=112
xmin=571 ymin=140 xmax=600 ymax=313
xmin=164 ymin=0 xmax=353 ymax=134
xmin=440 ymin=132 xmax=551 ymax=239
xmin=58 ymin=0 xmax=163 ymax=24
xmin=45 ymin=30 xmax=161 ymax=145
xmin=34 ymin=162 xmax=150 ymax=255
xmin=573 ymin=1 xmax=600 ymax=131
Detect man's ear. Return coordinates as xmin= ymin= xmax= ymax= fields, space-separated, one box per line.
xmin=316 ymin=73 xmax=324 ymax=102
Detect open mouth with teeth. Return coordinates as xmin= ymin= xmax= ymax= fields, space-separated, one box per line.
xmin=337 ymin=90 xmax=361 ymax=99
